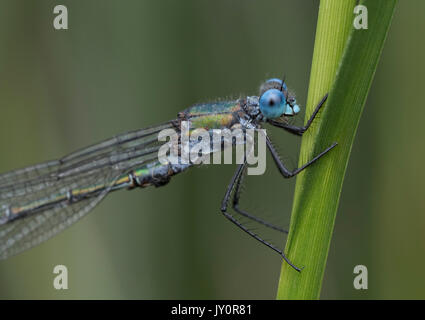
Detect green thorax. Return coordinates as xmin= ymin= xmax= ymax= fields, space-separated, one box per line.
xmin=178 ymin=101 xmax=245 ymax=130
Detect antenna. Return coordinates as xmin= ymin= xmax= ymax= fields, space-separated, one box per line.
xmin=280 ymin=74 xmax=286 ymax=92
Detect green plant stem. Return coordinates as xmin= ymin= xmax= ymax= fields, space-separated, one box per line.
xmin=277 ymin=0 xmax=397 ymax=299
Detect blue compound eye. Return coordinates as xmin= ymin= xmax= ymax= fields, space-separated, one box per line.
xmin=259 ymin=89 xmax=286 ymax=119
xmin=265 ymin=78 xmax=288 ymax=92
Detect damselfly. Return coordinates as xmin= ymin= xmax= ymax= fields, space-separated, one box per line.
xmin=0 ymin=78 xmax=336 ymax=271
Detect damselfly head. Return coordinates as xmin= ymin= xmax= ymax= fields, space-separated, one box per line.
xmin=259 ymin=78 xmax=300 ymax=119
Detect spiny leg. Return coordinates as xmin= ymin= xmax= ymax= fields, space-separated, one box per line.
xmin=267 ymin=93 xmax=329 ymax=136
xmin=266 ymin=136 xmax=337 ymax=178
xmin=221 ymin=163 xmax=301 ymax=272
xmin=232 ymin=163 xmax=288 ymax=234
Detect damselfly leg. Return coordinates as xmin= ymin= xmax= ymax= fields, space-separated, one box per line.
xmin=267 ymin=93 xmax=329 ymax=136
xmin=267 ymin=136 xmax=337 ymax=178
xmin=232 ymin=163 xmax=288 ymax=234
xmin=221 ymin=162 xmax=302 ymax=272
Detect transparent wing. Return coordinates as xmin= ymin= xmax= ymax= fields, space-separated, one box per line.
xmin=0 ymin=121 xmax=174 ymax=260
xmin=0 ymin=186 xmax=113 ymax=259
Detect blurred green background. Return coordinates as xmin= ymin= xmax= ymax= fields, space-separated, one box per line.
xmin=0 ymin=0 xmax=423 ymax=299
